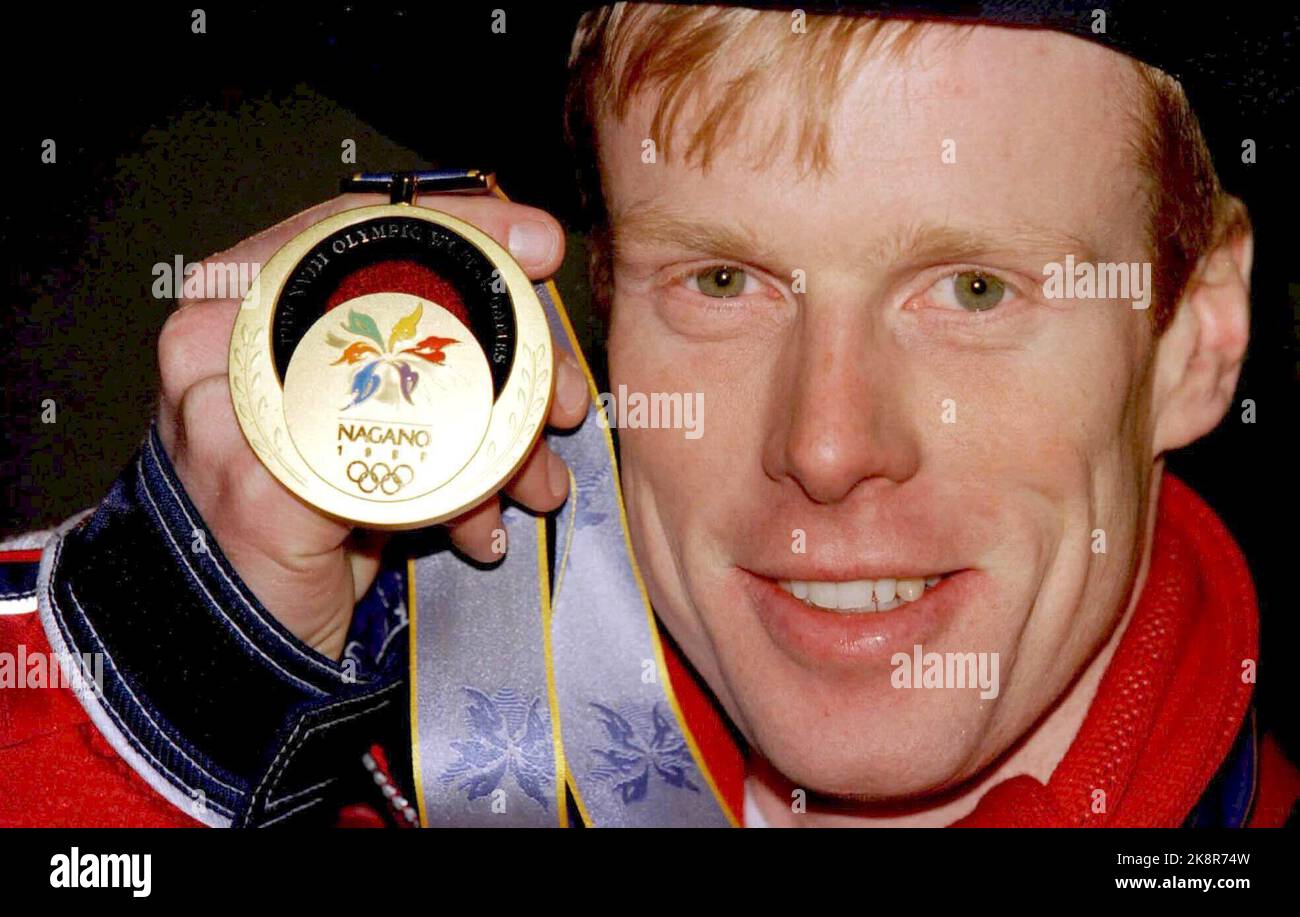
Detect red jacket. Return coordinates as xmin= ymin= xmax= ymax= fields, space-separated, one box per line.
xmin=1 ymin=471 xmax=1296 ymax=827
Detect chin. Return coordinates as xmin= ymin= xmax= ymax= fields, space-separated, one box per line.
xmin=668 ymin=567 xmax=1027 ymax=801
xmin=736 ymin=663 xmax=1002 ymax=799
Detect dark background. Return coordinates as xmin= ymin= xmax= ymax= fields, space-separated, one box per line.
xmin=2 ymin=4 xmax=1296 ymax=758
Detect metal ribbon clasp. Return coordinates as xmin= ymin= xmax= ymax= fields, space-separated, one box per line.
xmin=340 ymin=169 xmax=496 ymax=205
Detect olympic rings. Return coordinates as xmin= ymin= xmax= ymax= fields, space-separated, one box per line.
xmin=346 ymin=460 xmax=415 ymax=496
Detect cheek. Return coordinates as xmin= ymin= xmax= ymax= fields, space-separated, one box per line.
xmin=928 ymin=318 xmax=1148 ymax=670
xmin=914 ymin=313 xmax=1146 ymax=497
xmin=608 ymin=311 xmax=770 ymax=520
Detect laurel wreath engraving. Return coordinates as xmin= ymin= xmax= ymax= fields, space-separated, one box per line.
xmin=230 ymin=323 xmax=308 ymax=487
xmin=484 ymin=341 xmax=549 ymax=467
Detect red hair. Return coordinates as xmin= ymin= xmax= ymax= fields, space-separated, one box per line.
xmin=565 ymin=3 xmax=1249 ymax=331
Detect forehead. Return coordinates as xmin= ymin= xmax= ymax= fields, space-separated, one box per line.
xmin=598 ymin=22 xmax=1150 ymax=260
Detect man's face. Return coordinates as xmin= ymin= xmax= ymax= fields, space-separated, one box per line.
xmin=600 ymin=23 xmax=1160 ymax=797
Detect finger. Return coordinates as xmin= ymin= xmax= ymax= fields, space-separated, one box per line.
xmin=347 ymin=529 xmax=391 ymax=603
xmin=157 ymin=300 xmax=240 ymax=415
xmin=445 ymin=496 xmax=508 ymax=564
xmin=548 ymin=349 xmax=590 ymax=430
xmin=502 ymin=439 xmax=570 ymax=514
xmin=205 ymin=193 xmax=383 ymax=269
xmin=206 ymin=193 xmax=565 ymax=283
xmin=411 ymin=194 xmax=566 ymax=279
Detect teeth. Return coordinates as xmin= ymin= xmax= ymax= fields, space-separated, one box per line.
xmin=777 ymin=574 xmax=944 ymax=613
xmin=837 ymin=579 xmax=872 ymax=609
xmin=808 ymin=581 xmax=839 ymax=609
xmin=897 ymin=578 xmax=925 ymax=602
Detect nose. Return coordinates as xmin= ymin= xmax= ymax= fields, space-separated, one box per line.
xmin=764 ymin=321 xmax=921 ymax=505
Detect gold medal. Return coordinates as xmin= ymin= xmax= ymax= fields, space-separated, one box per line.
xmin=229 ymin=171 xmax=552 ymax=529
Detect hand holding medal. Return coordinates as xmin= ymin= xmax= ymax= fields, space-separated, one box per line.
xmin=156 ymin=171 xmax=587 ymax=659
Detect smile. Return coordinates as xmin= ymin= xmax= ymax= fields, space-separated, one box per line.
xmin=739 ymin=566 xmax=983 ymax=667
xmin=777 ymin=575 xmax=945 ymax=613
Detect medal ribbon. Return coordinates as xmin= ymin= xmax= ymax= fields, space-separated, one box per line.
xmin=409 ymin=272 xmax=736 ymax=827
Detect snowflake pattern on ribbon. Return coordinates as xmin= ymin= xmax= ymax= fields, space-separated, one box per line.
xmin=588 ymin=701 xmax=701 ymax=804
xmin=440 ymin=687 xmax=554 ymax=810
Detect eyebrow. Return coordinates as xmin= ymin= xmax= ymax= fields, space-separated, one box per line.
xmin=611 ymin=208 xmax=776 ymax=266
xmin=882 ymin=223 xmax=1105 ymax=266
xmin=611 ymin=205 xmax=1106 ymax=269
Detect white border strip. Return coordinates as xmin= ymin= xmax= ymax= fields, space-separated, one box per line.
xmin=0 ymin=594 xmax=37 ymax=616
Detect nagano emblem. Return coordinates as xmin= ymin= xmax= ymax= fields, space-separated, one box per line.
xmin=328 ymin=302 xmax=461 ymax=410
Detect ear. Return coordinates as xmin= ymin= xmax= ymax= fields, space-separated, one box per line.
xmin=1150 ymin=202 xmax=1253 ymax=455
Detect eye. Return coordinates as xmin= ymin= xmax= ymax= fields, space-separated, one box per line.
xmin=930 ymin=270 xmax=1010 ymax=312
xmin=687 ymin=265 xmax=759 ymax=298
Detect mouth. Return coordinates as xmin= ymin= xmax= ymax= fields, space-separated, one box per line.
xmin=777 ymin=575 xmax=945 ymax=613
xmin=738 ymin=567 xmax=982 ymax=667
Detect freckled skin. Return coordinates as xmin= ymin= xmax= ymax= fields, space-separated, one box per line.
xmin=596 ymin=24 xmax=1249 ymax=824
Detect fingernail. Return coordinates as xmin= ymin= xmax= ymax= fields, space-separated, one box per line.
xmin=557 ymin=351 xmax=588 ymax=413
xmin=547 ymin=451 xmax=570 ymax=500
xmin=508 ymin=220 xmax=556 ymax=266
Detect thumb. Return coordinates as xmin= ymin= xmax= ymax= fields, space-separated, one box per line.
xmin=347 ymin=529 xmax=392 ymax=604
